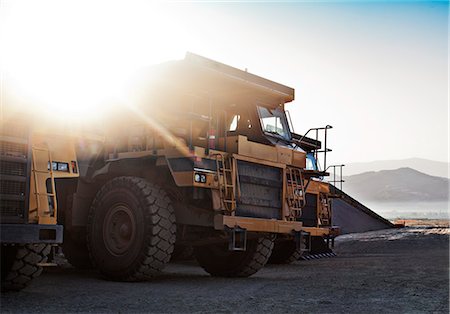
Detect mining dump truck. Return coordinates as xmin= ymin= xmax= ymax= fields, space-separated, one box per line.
xmin=57 ymin=53 xmax=338 ymax=280
xmin=1 ymin=108 xmax=79 ymax=291
xmin=268 ymin=127 xmax=339 ymax=263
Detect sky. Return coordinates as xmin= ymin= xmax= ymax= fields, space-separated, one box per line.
xmin=0 ymin=0 xmax=448 ymax=165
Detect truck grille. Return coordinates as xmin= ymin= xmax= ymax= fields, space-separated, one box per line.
xmin=0 ymin=200 xmax=25 ymax=218
xmin=0 ymin=141 xmax=28 ymax=159
xmin=235 ymin=160 xmax=283 ymax=219
xmin=0 ymin=160 xmax=27 ymax=176
xmin=0 ymin=180 xmax=26 ymax=196
xmin=1 ymin=123 xmax=30 ymax=223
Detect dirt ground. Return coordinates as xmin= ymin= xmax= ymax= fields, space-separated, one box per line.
xmin=1 ymin=222 xmax=449 ymax=313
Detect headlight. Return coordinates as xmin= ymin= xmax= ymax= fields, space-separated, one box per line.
xmin=48 ymin=161 xmax=69 ymax=172
xmin=194 ymin=172 xmax=207 ymax=183
xmin=57 ymin=162 xmax=69 ymax=172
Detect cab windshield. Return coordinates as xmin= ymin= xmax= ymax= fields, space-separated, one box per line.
xmin=257 ymin=106 xmax=291 ymax=140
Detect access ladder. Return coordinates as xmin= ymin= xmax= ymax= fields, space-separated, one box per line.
xmin=31 ymin=145 xmax=57 ymax=221
xmin=286 ymin=167 xmax=306 ymax=218
xmin=214 ymin=154 xmax=237 ymax=212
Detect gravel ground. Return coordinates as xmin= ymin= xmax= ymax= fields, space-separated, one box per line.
xmin=1 ymin=225 xmax=449 ymax=313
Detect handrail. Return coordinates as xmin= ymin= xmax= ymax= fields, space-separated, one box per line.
xmin=325 ymin=164 xmax=345 ymax=191
xmin=297 ymin=125 xmax=333 ymax=170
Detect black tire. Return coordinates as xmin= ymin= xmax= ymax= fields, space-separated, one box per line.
xmin=1 ymin=244 xmax=51 ymax=292
xmin=60 ymin=192 xmax=92 ymax=269
xmin=87 ymin=176 xmax=176 ymax=281
xmin=194 ymin=236 xmax=274 ymax=277
xmin=62 ymin=235 xmax=92 ymax=269
xmin=268 ymin=239 xmax=304 ymax=264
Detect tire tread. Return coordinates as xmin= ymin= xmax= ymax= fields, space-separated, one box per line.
xmin=1 ymin=244 xmax=51 ymax=292
xmin=87 ymin=176 xmax=176 ymax=281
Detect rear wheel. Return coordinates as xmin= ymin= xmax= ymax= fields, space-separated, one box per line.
xmin=268 ymin=239 xmax=304 ymax=264
xmin=194 ymin=236 xmax=274 ymax=277
xmin=62 ymin=234 xmax=92 ymax=269
xmin=87 ymin=176 xmax=176 ymax=281
xmin=1 ymin=244 xmax=51 ymax=292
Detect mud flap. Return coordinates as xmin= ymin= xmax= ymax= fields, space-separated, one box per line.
xmin=294 ymin=230 xmax=310 ymax=254
xmin=226 ymin=226 xmax=247 ymax=251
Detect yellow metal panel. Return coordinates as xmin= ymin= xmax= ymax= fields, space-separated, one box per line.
xmin=306 ymin=180 xmax=330 ymax=194
xmin=276 ymin=145 xmax=293 ymax=164
xmin=171 ymin=171 xmax=193 ymax=187
xmin=302 ymin=226 xmax=340 ymax=237
xmin=292 ymin=150 xmax=306 ymax=168
xmin=237 ymin=135 xmax=278 ymax=162
xmin=215 ymin=215 xmax=303 ymax=233
xmin=193 ymin=172 xmax=219 ymax=189
xmin=233 ymin=154 xmax=285 ymax=169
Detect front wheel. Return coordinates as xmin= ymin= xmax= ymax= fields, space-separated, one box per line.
xmin=1 ymin=244 xmax=51 ymax=291
xmin=194 ymin=235 xmax=274 ymax=277
xmin=87 ymin=176 xmax=176 ymax=281
xmin=268 ymin=239 xmax=304 ymax=264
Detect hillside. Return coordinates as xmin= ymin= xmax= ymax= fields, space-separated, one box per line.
xmin=343 ymin=167 xmax=449 ymax=202
xmin=343 ymin=158 xmax=449 ymax=178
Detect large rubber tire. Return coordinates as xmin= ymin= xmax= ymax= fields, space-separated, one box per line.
xmin=60 ymin=193 xmax=92 ymax=269
xmin=87 ymin=176 xmax=176 ymax=281
xmin=62 ymin=235 xmax=92 ymax=269
xmin=268 ymin=239 xmax=304 ymax=264
xmin=194 ymin=236 xmax=274 ymax=277
xmin=1 ymin=244 xmax=51 ymax=292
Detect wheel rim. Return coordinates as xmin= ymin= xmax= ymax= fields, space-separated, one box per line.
xmin=103 ymin=204 xmax=136 ymax=256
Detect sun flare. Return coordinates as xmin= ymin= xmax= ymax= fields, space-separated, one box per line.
xmin=0 ymin=0 xmax=189 ymax=121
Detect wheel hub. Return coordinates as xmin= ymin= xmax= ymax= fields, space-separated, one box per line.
xmin=103 ymin=204 xmax=136 ymax=256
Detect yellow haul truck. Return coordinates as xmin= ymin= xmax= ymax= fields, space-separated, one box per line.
xmin=1 ymin=110 xmax=79 ymax=291
xmin=60 ymin=53 xmax=338 ymax=280
xmin=269 ymin=128 xmax=340 ymax=264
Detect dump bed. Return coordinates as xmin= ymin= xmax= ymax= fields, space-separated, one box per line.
xmin=133 ymin=52 xmax=295 ymax=107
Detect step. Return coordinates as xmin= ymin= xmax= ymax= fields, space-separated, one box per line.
xmin=32 ymin=147 xmax=50 ymax=152
xmin=33 ymin=170 xmax=52 ymax=174
xmin=35 ymin=193 xmax=55 ymax=197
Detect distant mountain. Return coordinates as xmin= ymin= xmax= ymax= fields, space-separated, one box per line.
xmin=343 ymin=167 xmax=449 ymax=202
xmin=342 ymin=158 xmax=449 ymax=178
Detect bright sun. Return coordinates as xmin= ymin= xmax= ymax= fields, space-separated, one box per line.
xmin=0 ymin=0 xmax=189 ymax=121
